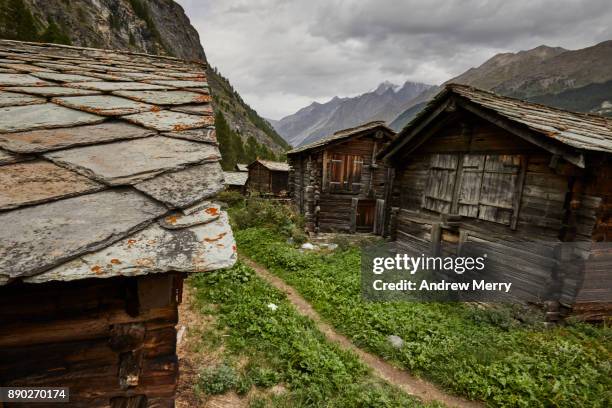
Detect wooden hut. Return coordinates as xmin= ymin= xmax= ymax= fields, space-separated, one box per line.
xmin=0 ymin=40 xmax=236 ymax=406
xmin=223 ymin=171 xmax=248 ymax=194
xmin=287 ymin=121 xmax=396 ymax=234
xmin=378 ymin=84 xmax=612 ymax=320
xmin=246 ymin=159 xmax=290 ymax=196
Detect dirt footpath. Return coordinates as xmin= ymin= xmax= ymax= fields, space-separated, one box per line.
xmin=241 ymin=256 xmax=483 ymax=408
xmin=175 ymin=284 xmax=248 ymax=408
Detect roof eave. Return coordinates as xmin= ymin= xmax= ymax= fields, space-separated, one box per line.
xmin=289 ymin=124 xmax=396 ymax=156
xmin=378 ymin=86 xmax=589 ymax=169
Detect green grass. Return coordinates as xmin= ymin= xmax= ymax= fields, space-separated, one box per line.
xmin=236 ymin=227 xmax=612 ymax=408
xmin=189 ymin=261 xmax=429 ymax=407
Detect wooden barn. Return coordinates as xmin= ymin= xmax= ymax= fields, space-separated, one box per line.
xmin=378 ymin=84 xmax=612 ymax=320
xmin=223 ymin=171 xmax=248 ymax=194
xmin=287 ymin=121 xmax=396 ymax=234
xmin=0 ymin=40 xmax=236 ymax=406
xmin=246 ymin=159 xmax=290 ymax=196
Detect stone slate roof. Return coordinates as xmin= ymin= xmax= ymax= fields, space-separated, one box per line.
xmin=223 ymin=171 xmax=248 ymax=186
xmin=249 ymin=159 xmax=290 ymax=172
xmin=235 ymin=163 xmax=248 ymax=172
xmin=380 ymin=84 xmax=612 ymax=161
xmin=0 ymin=40 xmax=236 ymax=286
xmin=287 ymin=120 xmax=396 ymax=155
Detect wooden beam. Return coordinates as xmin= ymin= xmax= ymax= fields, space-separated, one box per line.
xmin=457 ymin=230 xmax=469 ymax=256
xmin=450 ymin=153 xmax=465 ymax=214
xmin=321 ymin=150 xmax=329 ymax=193
xmin=381 ymin=167 xmax=395 ymax=237
xmin=430 ymin=222 xmax=442 ymax=256
xmin=392 ymin=112 xmax=459 ymax=166
xmin=350 ymin=198 xmax=358 ymax=233
xmin=511 ymin=155 xmax=528 ymax=230
xmin=381 ymin=98 xmax=452 ymax=161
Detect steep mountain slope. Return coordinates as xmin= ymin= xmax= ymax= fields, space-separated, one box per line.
xmin=208 ymin=67 xmax=290 ymax=152
xmin=389 ymin=100 xmax=430 ymax=130
xmin=391 ymin=40 xmax=612 ymax=130
xmin=529 ymin=80 xmax=612 ymax=116
xmin=448 ymin=45 xmax=567 ymax=92
xmin=0 ymin=0 xmax=288 ymax=155
xmin=488 ymin=41 xmax=612 ymax=99
xmin=275 ymin=81 xmax=431 ymax=147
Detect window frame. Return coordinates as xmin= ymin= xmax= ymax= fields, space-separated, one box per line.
xmin=328 ymin=153 xmax=364 ymax=193
xmin=422 ymin=153 xmax=526 ymax=229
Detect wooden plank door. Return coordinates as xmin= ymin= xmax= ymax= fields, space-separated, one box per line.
xmin=422 ymin=154 xmax=459 ymax=214
xmin=357 ymin=200 xmax=375 ymax=232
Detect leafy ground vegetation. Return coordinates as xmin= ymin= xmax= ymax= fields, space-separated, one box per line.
xmin=224 ymin=200 xmax=612 ymax=407
xmin=188 ymin=262 xmax=431 ymax=407
xmin=228 ymin=196 xmax=308 ymax=245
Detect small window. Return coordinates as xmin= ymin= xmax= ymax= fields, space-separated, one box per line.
xmin=329 ymin=154 xmax=363 ymax=192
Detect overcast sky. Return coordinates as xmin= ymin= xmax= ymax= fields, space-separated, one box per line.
xmin=177 ymin=0 xmax=612 ymax=120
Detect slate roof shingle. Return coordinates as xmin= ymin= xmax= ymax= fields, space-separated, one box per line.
xmin=453 ymin=84 xmax=612 ymax=153
xmin=223 ymin=171 xmax=248 ymax=186
xmin=380 ymin=84 xmax=612 ymax=160
xmin=249 ymin=159 xmax=290 ymax=172
xmin=287 ymin=120 xmax=396 ymax=155
xmin=0 ymin=39 xmax=236 ymax=286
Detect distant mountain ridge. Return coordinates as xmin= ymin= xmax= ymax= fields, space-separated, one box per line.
xmin=391 ymin=40 xmax=612 ymax=130
xmin=274 ymin=81 xmax=432 ymax=147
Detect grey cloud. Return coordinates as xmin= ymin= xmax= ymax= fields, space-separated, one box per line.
xmin=177 ymin=0 xmax=612 ymax=119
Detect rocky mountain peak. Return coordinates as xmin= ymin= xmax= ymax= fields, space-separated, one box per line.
xmin=273 ymin=79 xmax=432 ymax=147
xmin=374 ymin=81 xmax=400 ymax=95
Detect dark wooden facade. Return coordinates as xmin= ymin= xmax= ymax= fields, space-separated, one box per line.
xmin=287 ymin=122 xmax=396 ymax=234
xmin=0 ymin=273 xmax=182 ymax=407
xmin=246 ymin=160 xmax=290 ymax=196
xmin=380 ymin=84 xmax=612 ymax=320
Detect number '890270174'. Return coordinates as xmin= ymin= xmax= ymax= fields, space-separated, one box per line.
xmin=0 ymin=387 xmax=69 ymax=402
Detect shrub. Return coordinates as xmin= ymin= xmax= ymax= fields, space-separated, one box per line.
xmin=232 ymin=198 xmax=305 ymax=243
xmin=249 ymin=366 xmax=281 ymax=388
xmin=195 ymin=364 xmax=238 ymax=395
xmin=217 ymin=190 xmax=245 ymax=207
xmin=235 ymin=375 xmax=253 ymax=395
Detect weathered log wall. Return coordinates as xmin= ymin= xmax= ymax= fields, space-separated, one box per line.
xmin=0 ymin=273 xmax=182 ymax=407
xmin=389 ymin=112 xmax=611 ymax=319
xmin=573 ymin=155 xmax=612 ymax=319
xmin=247 ymin=162 xmax=271 ymax=194
xmin=247 ymin=163 xmax=289 ymax=196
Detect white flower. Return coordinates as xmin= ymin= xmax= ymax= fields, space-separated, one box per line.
xmin=267 ymin=303 xmax=278 ymax=311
